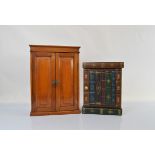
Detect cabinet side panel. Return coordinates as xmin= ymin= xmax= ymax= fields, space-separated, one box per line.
xmin=30 ymin=53 xmax=34 ymax=112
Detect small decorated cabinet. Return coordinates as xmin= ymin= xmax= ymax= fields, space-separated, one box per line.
xmin=82 ymin=62 xmax=124 ymax=115
xmin=30 ymin=45 xmax=80 ymax=116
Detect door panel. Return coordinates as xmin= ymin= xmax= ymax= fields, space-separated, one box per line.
xmin=56 ymin=53 xmax=78 ymax=111
xmin=34 ymin=53 xmax=56 ymax=112
xmin=59 ymin=57 xmax=73 ymax=107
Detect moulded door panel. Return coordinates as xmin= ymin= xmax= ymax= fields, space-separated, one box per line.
xmin=56 ymin=53 xmax=78 ymax=111
xmin=32 ymin=52 xmax=56 ymax=112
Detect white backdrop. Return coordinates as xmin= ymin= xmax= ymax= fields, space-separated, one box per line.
xmin=0 ymin=25 xmax=155 ymax=106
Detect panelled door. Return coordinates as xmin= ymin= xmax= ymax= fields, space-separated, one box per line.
xmin=56 ymin=53 xmax=78 ymax=111
xmin=32 ymin=52 xmax=56 ymax=112
xmin=32 ymin=52 xmax=78 ymax=112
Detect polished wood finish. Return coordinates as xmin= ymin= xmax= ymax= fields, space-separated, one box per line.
xmin=30 ymin=45 xmax=80 ymax=53
xmin=30 ymin=45 xmax=80 ymax=116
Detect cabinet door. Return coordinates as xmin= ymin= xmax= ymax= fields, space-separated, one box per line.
xmin=32 ymin=52 xmax=56 ymax=112
xmin=56 ymin=53 xmax=79 ymax=111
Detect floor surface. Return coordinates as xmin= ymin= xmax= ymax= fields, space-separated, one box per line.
xmin=0 ymin=102 xmax=155 ymax=130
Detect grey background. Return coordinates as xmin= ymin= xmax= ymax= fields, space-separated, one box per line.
xmin=0 ymin=25 xmax=155 ymax=106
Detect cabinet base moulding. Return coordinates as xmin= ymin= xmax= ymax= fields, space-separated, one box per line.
xmin=82 ymin=107 xmax=122 ymax=116
xmin=30 ymin=110 xmax=81 ymax=116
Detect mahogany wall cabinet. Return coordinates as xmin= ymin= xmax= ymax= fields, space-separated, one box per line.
xmin=30 ymin=45 xmax=80 ymax=116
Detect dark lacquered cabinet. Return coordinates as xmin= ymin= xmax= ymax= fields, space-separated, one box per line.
xmin=82 ymin=62 xmax=124 ymax=115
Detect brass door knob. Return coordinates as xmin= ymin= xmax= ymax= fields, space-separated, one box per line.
xmin=85 ymin=86 xmax=88 ymax=90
